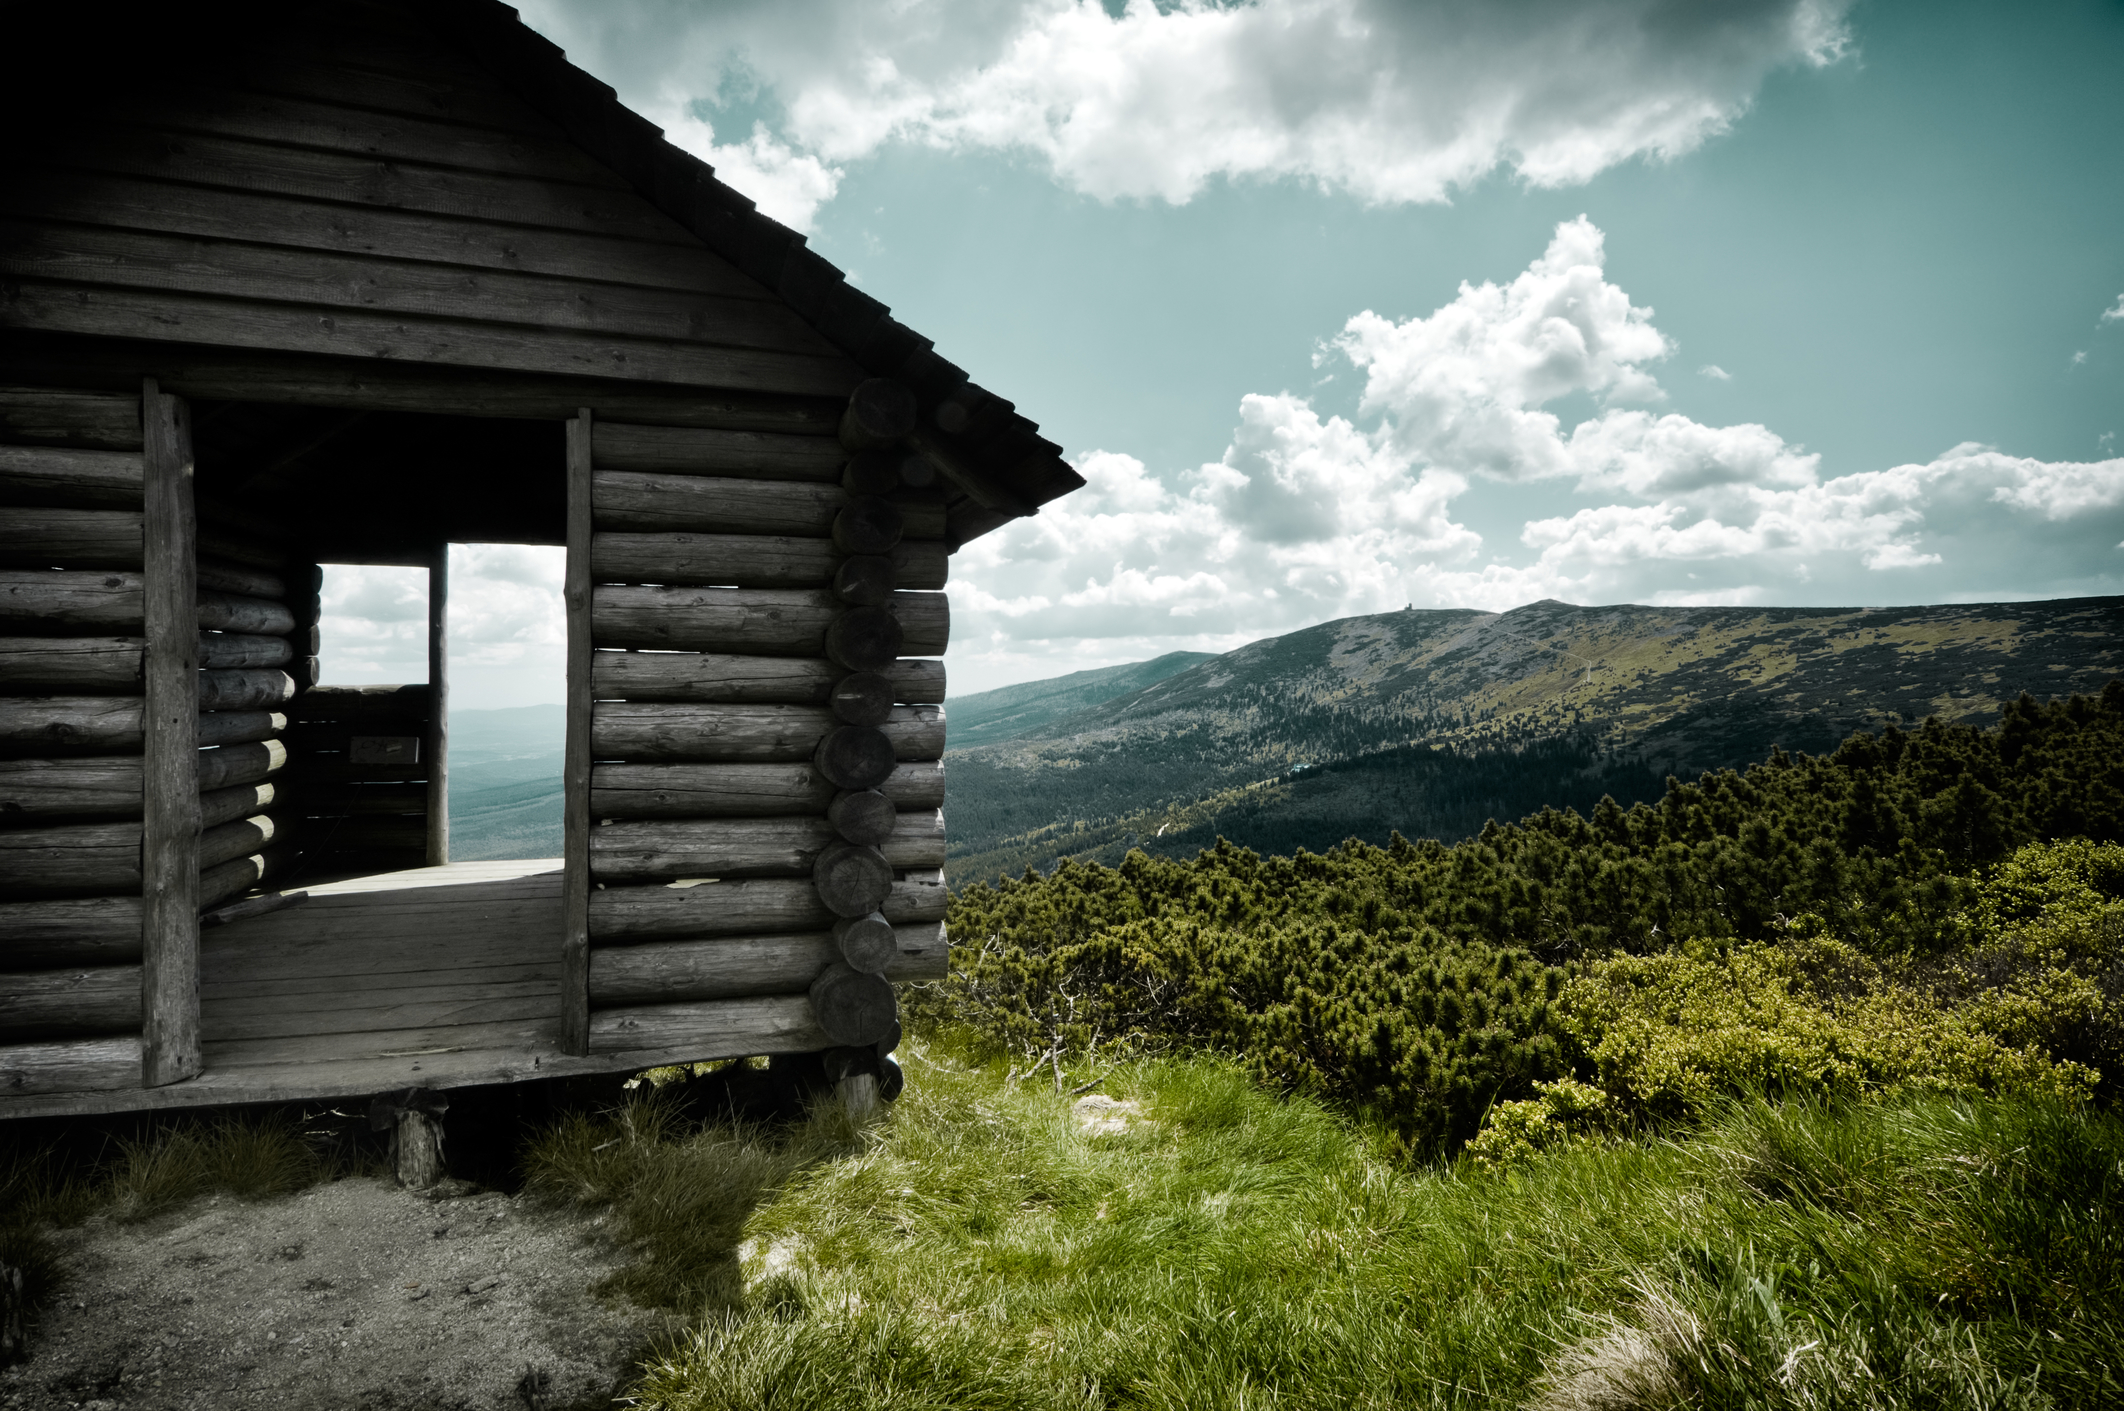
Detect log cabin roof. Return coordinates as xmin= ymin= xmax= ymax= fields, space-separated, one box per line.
xmin=0 ymin=0 xmax=1084 ymax=549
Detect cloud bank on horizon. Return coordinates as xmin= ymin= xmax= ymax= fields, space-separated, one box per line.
xmin=948 ymin=217 xmax=2124 ymax=688
xmin=518 ymin=0 xmax=1855 ymax=228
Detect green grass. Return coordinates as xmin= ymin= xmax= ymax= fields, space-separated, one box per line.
xmin=526 ymin=1048 xmax=2124 ymax=1409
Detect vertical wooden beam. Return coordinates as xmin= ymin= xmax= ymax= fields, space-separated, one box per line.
xmin=425 ymin=540 xmax=450 ymax=867
xmin=560 ymin=410 xmax=594 ymax=1055
xmin=140 ymin=379 xmax=200 ymax=1088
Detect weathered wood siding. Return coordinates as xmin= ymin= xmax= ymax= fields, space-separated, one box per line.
xmin=0 ymin=1 xmax=864 ymax=402
xmin=574 ymin=415 xmax=950 ymax=1054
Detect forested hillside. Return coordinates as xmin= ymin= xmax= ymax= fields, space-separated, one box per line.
xmin=947 ymin=596 xmax=2124 ymax=881
xmin=935 ymin=684 xmax=2124 ymax=1153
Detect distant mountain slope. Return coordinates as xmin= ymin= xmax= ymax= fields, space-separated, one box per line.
xmin=446 ymin=704 xmax=562 ymax=861
xmin=947 ymin=651 xmax=1214 ymax=746
xmin=946 ymin=596 xmax=2124 ymax=882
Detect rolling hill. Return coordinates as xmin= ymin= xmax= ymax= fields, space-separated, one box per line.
xmin=944 ymin=596 xmax=2124 ymax=881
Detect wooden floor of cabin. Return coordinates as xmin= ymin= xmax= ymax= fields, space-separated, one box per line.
xmin=6 ymin=861 xmax=692 ymax=1120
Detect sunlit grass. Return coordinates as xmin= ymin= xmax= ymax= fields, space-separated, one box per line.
xmin=523 ymin=1046 xmax=2124 ymax=1409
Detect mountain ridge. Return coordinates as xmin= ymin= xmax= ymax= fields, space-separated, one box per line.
xmin=944 ymin=595 xmax=2124 ymax=881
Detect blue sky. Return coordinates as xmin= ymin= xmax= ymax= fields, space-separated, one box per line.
xmin=328 ymin=0 xmax=2124 ymax=704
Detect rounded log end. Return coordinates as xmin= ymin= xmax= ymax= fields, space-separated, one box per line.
xmin=842 ymin=450 xmax=901 ymax=496
xmin=827 ymin=789 xmax=897 ymax=847
xmin=812 ymin=842 xmax=892 ymax=916
xmin=809 ymin=962 xmax=898 ymax=1047
xmin=841 ymin=379 xmax=918 ymax=449
xmin=832 ymin=497 xmax=905 ymax=557
xmin=878 ymin=1055 xmax=905 ymax=1102
xmin=813 ymin=725 xmax=895 ymax=791
xmin=825 ymin=606 xmax=904 ymax=673
xmin=833 ymin=909 xmax=898 ymax=972
xmin=832 ymin=556 xmax=897 ymax=607
xmin=829 ymin=672 xmax=895 ymax=727
xmin=876 ymin=1015 xmax=903 ymax=1057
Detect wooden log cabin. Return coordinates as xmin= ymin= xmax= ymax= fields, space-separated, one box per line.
xmin=0 ymin=0 xmax=1082 ymax=1121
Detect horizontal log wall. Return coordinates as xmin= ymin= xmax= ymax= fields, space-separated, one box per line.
xmin=0 ymin=386 xmax=151 ymax=1074
xmin=579 ymin=402 xmax=950 ymax=1056
xmin=0 ymin=12 xmax=863 ymax=404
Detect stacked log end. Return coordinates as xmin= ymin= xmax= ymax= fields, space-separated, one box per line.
xmin=578 ymin=379 xmax=950 ymax=1089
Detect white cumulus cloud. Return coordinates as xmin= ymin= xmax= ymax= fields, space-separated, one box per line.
xmin=947 ymin=218 xmax=2124 ymax=690
xmin=2102 ymin=293 xmax=2124 ymax=324
xmin=520 ymin=0 xmax=1853 ymax=221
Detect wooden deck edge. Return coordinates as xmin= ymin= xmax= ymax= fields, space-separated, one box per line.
xmin=0 ymin=1023 xmax=818 ymax=1121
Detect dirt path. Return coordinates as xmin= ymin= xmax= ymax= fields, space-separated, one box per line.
xmin=1 ymin=1178 xmax=674 ymax=1411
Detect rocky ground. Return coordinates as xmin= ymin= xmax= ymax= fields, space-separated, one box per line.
xmin=1 ymin=1177 xmax=676 ymax=1411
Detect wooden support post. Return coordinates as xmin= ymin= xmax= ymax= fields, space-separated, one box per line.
xmin=561 ymin=411 xmax=593 ymax=1056
xmin=838 ymin=1072 xmax=880 ymax=1122
xmin=140 ymin=379 xmax=200 ymax=1088
xmin=395 ymin=1110 xmax=447 ymax=1189
xmin=425 ymin=540 xmax=449 ymax=867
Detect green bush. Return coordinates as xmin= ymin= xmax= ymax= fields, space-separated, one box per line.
xmin=934 ymin=687 xmax=2124 ymax=1155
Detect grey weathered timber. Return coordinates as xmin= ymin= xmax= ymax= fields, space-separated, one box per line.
xmin=838 ymin=379 xmax=918 ymax=450
xmin=200 ymin=814 xmax=279 ymax=871
xmin=141 ymin=382 xmax=200 ymax=1087
xmin=426 ymin=541 xmax=448 ymax=867
xmin=0 ymin=217 xmax=840 ymax=357
xmin=833 ymin=556 xmax=896 ymax=607
xmin=198 ymin=710 xmax=286 ymax=748
xmin=588 ymin=759 xmax=944 ymax=818
xmin=589 ymin=871 xmax=948 ymax=943
xmin=198 ymin=851 xmax=280 ymax=912
xmin=0 ymin=444 xmax=143 ymax=506
xmin=0 ymin=570 xmax=145 ymax=632
xmin=813 ymin=725 xmax=896 ymax=791
xmin=0 ymin=636 xmax=143 ymax=692
xmin=834 ymin=912 xmax=899 ymax=973
xmin=592 ymin=472 xmax=947 ymax=539
xmin=585 ymin=995 xmax=829 ymax=1057
xmin=593 ymin=702 xmax=834 ymax=763
xmin=813 ymin=844 xmax=894 ymax=917
xmin=197 ymin=738 xmax=286 ymax=791
xmin=0 ymin=343 xmax=844 ymax=437
xmin=197 ymin=632 xmax=292 ymax=670
xmin=590 ymin=651 xmax=944 ymax=705
xmin=592 ymin=702 xmax=945 ymax=764
xmin=392 ymin=1108 xmax=447 ymax=1190
xmin=561 ymin=411 xmax=593 ymax=1055
xmin=194 ymin=558 xmax=285 ymax=599
xmin=809 ymin=963 xmax=897 ymax=1046
xmin=825 ymin=605 xmax=905 ymax=672
xmin=831 ymin=496 xmax=905 ymax=556
xmin=0 ymin=1035 xmax=143 ymax=1097
xmin=593 ymin=586 xmax=948 ymax=655
xmin=829 ymin=790 xmax=897 ymax=846
xmin=0 ymin=820 xmax=140 ymax=896
xmin=588 ymin=816 xmax=942 ymax=880
xmin=0 ymin=387 xmax=141 ymax=449
xmin=590 ymin=817 xmax=840 ymax=884
xmin=829 ymin=673 xmax=895 ymax=726
xmin=0 ymin=964 xmax=142 ymax=1040
xmin=199 ymin=781 xmax=275 ymax=830
xmin=0 ymin=756 xmax=140 ymax=818
xmin=589 ymin=424 xmax=845 ymax=479
xmin=0 ymin=509 xmax=142 ymax=567
xmin=196 ymin=589 xmax=296 ymax=636
xmin=0 ymin=696 xmax=143 ymax=755
xmin=3 ymin=279 xmax=861 ymax=401
xmin=592 ymin=472 xmax=841 ymax=536
xmin=0 ymin=896 xmax=143 ymax=969
xmin=5 ymin=159 xmax=783 ymax=300
xmin=587 ymin=922 xmax=947 ymax=1005
xmin=196 ymin=669 xmax=296 ymax=710
xmin=590 ymin=533 xmax=947 ymax=591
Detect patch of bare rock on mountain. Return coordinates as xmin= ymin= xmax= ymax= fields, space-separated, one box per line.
xmin=0 ymin=1179 xmax=677 ymax=1411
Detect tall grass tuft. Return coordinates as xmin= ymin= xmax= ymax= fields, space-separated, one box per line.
xmin=575 ymin=1047 xmax=2123 ymax=1409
